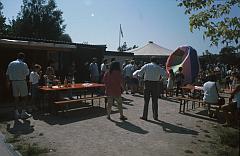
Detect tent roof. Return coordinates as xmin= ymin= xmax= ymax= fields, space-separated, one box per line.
xmin=127 ymin=41 xmax=172 ymax=56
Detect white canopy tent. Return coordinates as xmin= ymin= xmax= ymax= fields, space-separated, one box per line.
xmin=127 ymin=41 xmax=172 ymax=56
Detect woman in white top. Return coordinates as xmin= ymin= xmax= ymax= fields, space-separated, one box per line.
xmin=202 ymin=74 xmax=219 ymax=117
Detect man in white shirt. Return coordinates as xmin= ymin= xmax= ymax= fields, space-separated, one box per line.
xmin=138 ymin=57 xmax=162 ymax=120
xmin=123 ymin=60 xmax=135 ymax=94
xmin=6 ymin=52 xmax=31 ymax=119
xmin=89 ymin=58 xmax=100 ymax=82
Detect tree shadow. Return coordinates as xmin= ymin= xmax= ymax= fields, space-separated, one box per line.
xmin=7 ymin=119 xmax=34 ymax=135
xmin=147 ymin=120 xmax=199 ymax=135
xmin=110 ymin=119 xmax=148 ymax=134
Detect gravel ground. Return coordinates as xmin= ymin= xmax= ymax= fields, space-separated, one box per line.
xmin=1 ymin=94 xmax=223 ymax=156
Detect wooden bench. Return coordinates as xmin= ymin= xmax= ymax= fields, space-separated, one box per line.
xmin=54 ymin=96 xmax=108 ymax=114
xmin=172 ymin=96 xmax=204 ymax=113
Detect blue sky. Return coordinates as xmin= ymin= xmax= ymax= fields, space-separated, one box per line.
xmin=1 ymin=0 xmax=239 ymax=54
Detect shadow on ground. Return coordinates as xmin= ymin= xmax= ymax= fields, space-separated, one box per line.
xmin=110 ymin=119 xmax=149 ymax=134
xmin=7 ymin=119 xmax=34 ymax=135
xmin=181 ymin=110 xmax=225 ymax=124
xmin=33 ymin=106 xmax=120 ymax=125
xmin=147 ymin=119 xmax=199 ymax=135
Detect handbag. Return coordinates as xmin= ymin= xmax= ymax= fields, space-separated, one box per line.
xmin=215 ymin=83 xmax=225 ymax=106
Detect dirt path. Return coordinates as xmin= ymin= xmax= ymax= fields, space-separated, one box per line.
xmin=0 ymin=94 xmax=226 ymax=156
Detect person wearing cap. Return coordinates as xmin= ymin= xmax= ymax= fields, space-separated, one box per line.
xmin=6 ymin=52 xmax=31 ymax=119
xmin=138 ymin=57 xmax=162 ymax=120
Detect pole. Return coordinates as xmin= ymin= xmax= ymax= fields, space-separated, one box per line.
xmin=119 ymin=24 xmax=121 ymax=51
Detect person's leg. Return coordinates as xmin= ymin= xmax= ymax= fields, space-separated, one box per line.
xmin=222 ymin=103 xmax=234 ymax=125
xmin=19 ymin=81 xmax=31 ymax=119
xmin=11 ymin=81 xmax=21 ymax=119
xmin=176 ymin=82 xmax=180 ymax=96
xmin=107 ymin=97 xmax=113 ymax=118
xmin=115 ymin=96 xmax=127 ymax=120
xmin=13 ymin=97 xmax=20 ymax=119
xmin=126 ymin=77 xmax=130 ymax=94
xmin=142 ymin=81 xmax=150 ymax=119
xmin=207 ymin=103 xmax=213 ymax=117
xmin=31 ymin=84 xmax=39 ymax=110
xmin=151 ymin=82 xmax=159 ymax=120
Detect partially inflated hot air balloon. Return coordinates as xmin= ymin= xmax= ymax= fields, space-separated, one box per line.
xmin=166 ymin=46 xmax=200 ymax=84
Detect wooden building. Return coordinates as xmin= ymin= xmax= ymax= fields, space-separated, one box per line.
xmin=0 ymin=37 xmax=106 ymax=101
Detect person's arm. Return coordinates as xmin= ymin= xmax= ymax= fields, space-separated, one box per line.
xmin=138 ymin=64 xmax=147 ymax=77
xmin=6 ymin=64 xmax=11 ymax=88
xmin=24 ymin=63 xmax=29 ymax=77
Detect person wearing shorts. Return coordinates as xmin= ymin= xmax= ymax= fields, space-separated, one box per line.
xmin=6 ymin=52 xmax=31 ymax=119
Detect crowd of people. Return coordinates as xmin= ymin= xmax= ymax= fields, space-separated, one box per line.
xmin=5 ymin=52 xmax=240 ymax=126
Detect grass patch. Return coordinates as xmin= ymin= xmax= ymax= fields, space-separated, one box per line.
xmin=15 ymin=143 xmax=49 ymax=156
xmin=216 ymin=126 xmax=239 ymax=156
xmin=5 ymin=134 xmax=20 ymax=143
xmin=217 ymin=126 xmax=239 ymax=148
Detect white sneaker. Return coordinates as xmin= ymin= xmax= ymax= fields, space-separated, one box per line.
xmin=20 ymin=110 xmax=32 ymax=119
xmin=14 ymin=110 xmax=20 ymax=119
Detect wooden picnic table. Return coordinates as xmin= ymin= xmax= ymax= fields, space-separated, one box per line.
xmin=39 ymin=83 xmax=106 ymax=113
xmin=39 ymin=83 xmax=105 ymax=92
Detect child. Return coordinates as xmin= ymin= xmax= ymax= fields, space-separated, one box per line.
xmin=103 ymin=61 xmax=127 ymax=120
xmin=167 ymin=69 xmax=175 ymax=97
xmin=29 ymin=64 xmax=42 ymax=111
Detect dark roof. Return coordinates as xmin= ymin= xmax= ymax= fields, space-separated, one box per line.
xmin=105 ymin=51 xmax=134 ymax=56
xmin=0 ymin=35 xmax=106 ymax=48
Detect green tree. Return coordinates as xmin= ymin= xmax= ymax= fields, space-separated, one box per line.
xmin=178 ymin=0 xmax=240 ymax=46
xmin=0 ymin=1 xmax=6 ymax=35
xmin=59 ymin=33 xmax=72 ymax=42
xmin=118 ymin=42 xmax=128 ymax=52
xmin=218 ymin=46 xmax=237 ymax=64
xmin=118 ymin=42 xmax=138 ymax=52
xmin=10 ymin=0 xmax=66 ymax=40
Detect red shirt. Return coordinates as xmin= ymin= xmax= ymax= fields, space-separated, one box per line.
xmin=103 ymin=71 xmax=123 ymax=96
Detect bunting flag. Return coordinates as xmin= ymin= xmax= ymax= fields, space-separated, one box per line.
xmin=120 ymin=24 xmax=123 ymax=38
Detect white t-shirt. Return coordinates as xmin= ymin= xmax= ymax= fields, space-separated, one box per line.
xmin=123 ymin=64 xmax=134 ymax=77
xmin=6 ymin=59 xmax=29 ymax=80
xmin=101 ymin=63 xmax=107 ymax=73
xmin=203 ymin=81 xmax=218 ymax=103
xmin=29 ymin=71 xmax=40 ymax=85
xmin=138 ymin=62 xmax=162 ymax=81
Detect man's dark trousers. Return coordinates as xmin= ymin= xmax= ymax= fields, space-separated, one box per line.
xmin=142 ymin=81 xmax=159 ymax=119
